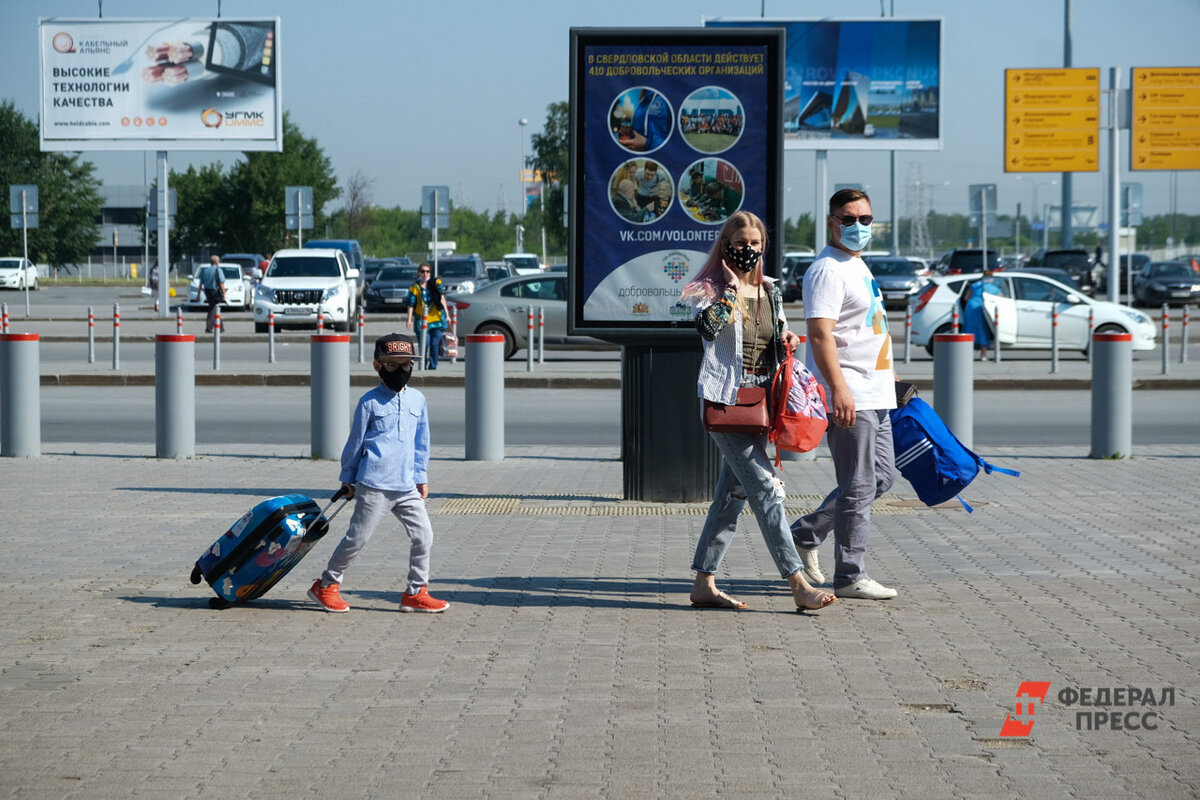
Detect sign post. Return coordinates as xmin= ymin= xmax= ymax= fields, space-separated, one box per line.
xmin=421 ymin=186 xmax=450 ymax=278
xmin=9 ymin=185 xmax=38 ymax=317
xmin=285 ymin=186 xmax=313 ymax=248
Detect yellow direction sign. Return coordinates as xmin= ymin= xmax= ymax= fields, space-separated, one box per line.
xmin=1005 ymin=68 xmax=1101 ymax=173
xmin=1131 ymin=67 xmax=1200 ymax=171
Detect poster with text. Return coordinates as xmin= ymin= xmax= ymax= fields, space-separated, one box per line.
xmin=569 ymin=27 xmax=783 ymax=337
xmin=706 ymin=18 xmax=941 ymax=151
xmin=40 ymin=17 xmax=282 ymax=152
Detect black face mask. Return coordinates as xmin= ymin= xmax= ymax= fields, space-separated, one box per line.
xmin=723 ymin=240 xmax=762 ymax=273
xmin=379 ymin=362 xmax=413 ymax=391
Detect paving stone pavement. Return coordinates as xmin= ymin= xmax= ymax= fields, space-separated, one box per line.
xmin=3 ymin=441 xmax=1199 ymax=799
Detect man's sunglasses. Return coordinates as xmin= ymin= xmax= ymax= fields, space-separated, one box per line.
xmin=834 ymin=214 xmax=873 ymax=226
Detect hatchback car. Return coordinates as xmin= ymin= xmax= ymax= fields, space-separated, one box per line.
xmin=0 ymin=257 xmax=38 ymax=290
xmin=909 ymin=271 xmax=1155 ymax=355
xmin=864 ymin=256 xmax=926 ymax=309
xmin=1133 ymin=261 xmax=1200 ymax=307
xmin=446 ymin=273 xmax=609 ymax=359
xmin=188 ymin=264 xmax=248 ymax=309
xmin=363 ymin=264 xmax=420 ymax=312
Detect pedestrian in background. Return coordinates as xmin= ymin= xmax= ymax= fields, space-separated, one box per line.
xmin=201 ymin=255 xmax=226 ymax=334
xmin=406 ymin=263 xmax=448 ymax=370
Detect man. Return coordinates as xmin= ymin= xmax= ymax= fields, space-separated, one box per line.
xmin=612 ymin=179 xmax=643 ymax=223
xmin=201 ymin=254 xmax=226 ymax=334
xmin=791 ymin=188 xmax=899 ymax=600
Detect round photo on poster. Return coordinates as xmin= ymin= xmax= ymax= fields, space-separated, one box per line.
xmin=608 ymin=87 xmax=674 ymax=154
xmin=679 ymin=86 xmax=745 ymax=154
xmin=678 ymin=158 xmax=745 ymax=225
xmin=609 ymin=158 xmax=675 ymax=224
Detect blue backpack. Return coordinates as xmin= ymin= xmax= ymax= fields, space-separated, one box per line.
xmin=890 ymin=397 xmax=1019 ymax=513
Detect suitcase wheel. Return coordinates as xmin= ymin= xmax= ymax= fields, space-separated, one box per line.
xmin=208 ymin=596 xmax=233 ymax=610
xmin=190 ymin=564 xmax=203 ymax=584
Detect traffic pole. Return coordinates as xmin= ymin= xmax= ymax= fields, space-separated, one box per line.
xmin=357 ymin=307 xmax=365 ymax=364
xmin=951 ymin=303 xmax=960 ymax=334
xmin=1049 ymin=302 xmax=1059 ymax=374
xmin=449 ymin=304 xmax=459 ymax=365
xmin=903 ymin=307 xmax=911 ymax=365
xmin=268 ymin=311 xmax=276 ymax=363
xmin=1086 ymin=307 xmax=1095 ymax=363
xmin=213 ymin=306 xmax=222 ymax=370
xmin=175 ymin=307 xmax=183 ymax=334
xmin=87 ymin=306 xmax=95 ymax=364
xmin=538 ymin=305 xmax=545 ymax=364
xmin=1181 ymin=304 xmax=1190 ymax=364
xmin=1161 ymin=303 xmax=1170 ymax=375
xmin=993 ymin=305 xmax=1002 ymax=364
xmin=112 ymin=302 xmax=120 ymax=370
xmin=1 ymin=302 xmax=8 ymax=333
xmin=526 ymin=307 xmax=534 ymax=372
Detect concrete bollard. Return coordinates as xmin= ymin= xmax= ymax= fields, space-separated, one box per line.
xmin=465 ymin=333 xmax=505 ymax=461
xmin=933 ymin=332 xmax=974 ymax=449
xmin=155 ymin=334 xmax=195 ymax=459
xmin=310 ymin=334 xmax=350 ymax=460
xmin=0 ymin=333 xmax=41 ymax=457
xmin=1090 ymin=332 xmax=1132 ymax=459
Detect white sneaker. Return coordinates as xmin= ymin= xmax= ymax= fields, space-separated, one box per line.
xmin=799 ymin=548 xmax=825 ymax=585
xmin=834 ymin=577 xmax=897 ymax=600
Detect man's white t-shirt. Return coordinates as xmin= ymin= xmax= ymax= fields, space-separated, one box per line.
xmin=802 ymin=245 xmax=896 ymax=411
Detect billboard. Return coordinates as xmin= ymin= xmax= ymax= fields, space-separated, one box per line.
xmin=705 ymin=18 xmax=941 ymax=151
xmin=569 ymin=27 xmax=784 ymax=337
xmin=39 ymin=17 xmax=282 ymax=152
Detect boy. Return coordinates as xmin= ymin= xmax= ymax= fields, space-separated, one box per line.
xmin=307 ymin=333 xmax=449 ymax=613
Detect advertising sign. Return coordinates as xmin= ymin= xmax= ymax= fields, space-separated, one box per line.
xmin=569 ymin=27 xmax=783 ymax=337
xmin=1130 ymin=67 xmax=1200 ymax=171
xmin=39 ymin=17 xmax=282 ymax=152
xmin=705 ymin=18 xmax=941 ymax=151
xmin=1005 ymin=68 xmax=1100 ymax=173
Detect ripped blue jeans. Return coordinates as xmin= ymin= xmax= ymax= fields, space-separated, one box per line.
xmin=692 ymin=428 xmax=806 ymax=579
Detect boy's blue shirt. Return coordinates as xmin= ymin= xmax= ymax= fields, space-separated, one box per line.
xmin=339 ymin=383 xmax=429 ymax=490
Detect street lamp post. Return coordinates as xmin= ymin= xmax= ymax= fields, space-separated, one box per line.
xmin=518 ymin=118 xmax=528 ymax=233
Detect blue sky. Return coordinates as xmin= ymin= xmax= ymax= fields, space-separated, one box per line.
xmin=5 ymin=0 xmax=1198 ymax=234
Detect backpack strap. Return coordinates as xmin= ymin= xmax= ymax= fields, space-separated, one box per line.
xmin=955 ymin=495 xmax=974 ymax=514
xmin=978 ymin=456 xmax=1020 ymax=478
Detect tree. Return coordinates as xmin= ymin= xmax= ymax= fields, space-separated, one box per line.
xmin=0 ymin=100 xmax=103 ymax=269
xmin=166 ymin=162 xmax=232 ymax=254
xmin=527 ymin=101 xmax=569 ymax=255
xmin=343 ymin=169 xmax=374 ymax=239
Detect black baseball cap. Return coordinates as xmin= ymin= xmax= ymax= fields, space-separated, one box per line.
xmin=374 ymin=333 xmax=415 ymax=360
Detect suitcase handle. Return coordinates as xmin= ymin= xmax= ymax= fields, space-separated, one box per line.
xmin=301 ymin=488 xmax=353 ymax=540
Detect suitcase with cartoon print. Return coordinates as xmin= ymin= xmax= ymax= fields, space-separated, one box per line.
xmin=190 ymin=490 xmax=349 ymax=608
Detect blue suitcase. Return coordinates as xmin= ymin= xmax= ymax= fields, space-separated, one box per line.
xmin=190 ymin=490 xmax=349 ymax=608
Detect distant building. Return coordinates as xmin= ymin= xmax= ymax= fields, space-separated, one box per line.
xmin=93 ymin=185 xmax=149 ymax=265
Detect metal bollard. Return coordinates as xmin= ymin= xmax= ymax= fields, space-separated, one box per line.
xmin=1086 ymin=307 xmax=1095 ymax=363
xmin=317 ymin=311 xmax=324 ymax=334
xmin=0 ymin=333 xmax=41 ymax=457
xmin=87 ymin=306 xmax=95 ymax=364
xmin=310 ymin=334 xmax=350 ymax=459
xmin=1090 ymin=332 xmax=1132 ymax=459
xmin=951 ymin=303 xmax=960 ymax=334
xmin=993 ymin=306 xmax=1002 ymax=364
xmin=466 ymin=333 xmax=505 ymax=460
xmin=357 ymin=307 xmax=365 ymax=363
xmin=1 ymin=302 xmax=8 ymax=333
xmin=213 ymin=307 xmax=222 ymax=370
xmin=176 ymin=307 xmax=183 ymax=334
xmin=112 ymin=302 xmax=120 ymax=370
xmin=1161 ymin=304 xmax=1170 ymax=375
xmin=1182 ymin=305 xmax=1190 ymax=364
xmin=155 ymin=334 xmax=195 ymax=459
xmin=903 ymin=307 xmax=911 ymax=364
xmin=933 ymin=332 xmax=974 ymax=449
xmin=1049 ymin=302 xmax=1059 ymax=374
xmin=449 ymin=304 xmax=459 ymax=365
xmin=538 ymin=305 xmax=545 ymax=364
xmin=415 ymin=318 xmax=425 ymax=370
xmin=526 ymin=307 xmax=534 ymax=372
xmin=268 ymin=311 xmax=276 ymax=363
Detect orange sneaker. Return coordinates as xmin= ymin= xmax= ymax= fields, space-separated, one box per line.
xmin=308 ymin=579 xmax=349 ymax=613
xmin=400 ymin=585 xmax=449 ymax=613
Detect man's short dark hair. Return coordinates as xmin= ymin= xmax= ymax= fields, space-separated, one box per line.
xmin=829 ymin=188 xmax=871 ymax=215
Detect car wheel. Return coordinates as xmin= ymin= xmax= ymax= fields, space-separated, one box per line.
xmin=924 ymin=323 xmax=954 ymax=357
xmin=476 ymin=323 xmax=516 ymax=360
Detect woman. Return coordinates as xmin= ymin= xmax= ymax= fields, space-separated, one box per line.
xmin=960 ymin=268 xmax=1004 ymax=361
xmin=405 ymin=263 xmax=448 ymax=370
xmin=681 ymin=211 xmax=837 ymax=612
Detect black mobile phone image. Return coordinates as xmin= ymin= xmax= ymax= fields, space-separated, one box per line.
xmin=206 ymin=20 xmax=276 ymax=86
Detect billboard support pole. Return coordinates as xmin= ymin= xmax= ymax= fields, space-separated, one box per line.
xmin=1107 ymin=67 xmax=1121 ymax=304
xmin=296 ymin=188 xmax=303 ymax=248
xmin=156 ymin=151 xmax=170 ymax=319
xmin=815 ymin=150 xmax=828 ymax=252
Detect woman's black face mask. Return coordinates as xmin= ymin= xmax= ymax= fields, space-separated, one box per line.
xmin=723 ymin=240 xmax=762 ymax=273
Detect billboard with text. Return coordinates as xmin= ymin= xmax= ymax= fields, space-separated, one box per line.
xmin=40 ymin=17 xmax=282 ymax=151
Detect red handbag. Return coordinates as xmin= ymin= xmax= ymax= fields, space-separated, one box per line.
xmin=702 ymin=386 xmax=770 ymax=435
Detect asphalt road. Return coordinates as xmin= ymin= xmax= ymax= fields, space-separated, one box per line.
xmin=44 ymin=385 xmax=1200 ymax=448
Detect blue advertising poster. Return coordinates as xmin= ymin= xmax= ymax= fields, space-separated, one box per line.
xmin=569 ymin=28 xmax=783 ymax=336
xmin=706 ymin=18 xmax=941 ymax=151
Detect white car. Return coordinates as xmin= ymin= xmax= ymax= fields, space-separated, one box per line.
xmin=0 ymin=257 xmax=38 ymax=290
xmin=910 ymin=271 xmax=1156 ymax=355
xmin=253 ymin=248 xmax=359 ymax=332
xmin=188 ymin=264 xmax=249 ymax=309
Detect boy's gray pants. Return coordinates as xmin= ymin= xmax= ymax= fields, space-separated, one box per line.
xmin=322 ymin=484 xmax=433 ymax=594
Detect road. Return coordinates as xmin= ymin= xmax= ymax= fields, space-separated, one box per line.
xmin=44 ymin=385 xmax=1200 ymax=447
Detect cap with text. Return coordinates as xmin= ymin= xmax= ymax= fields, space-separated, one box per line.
xmin=374 ymin=333 xmax=415 ymax=360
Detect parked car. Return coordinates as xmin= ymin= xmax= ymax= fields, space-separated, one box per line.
xmin=909 ymin=270 xmax=1156 ymax=356
xmin=937 ymin=249 xmax=1001 ymax=276
xmin=0 ymin=257 xmax=38 ymax=290
xmin=252 ymin=248 xmax=359 ymax=332
xmin=303 ymin=239 xmax=366 ymax=295
xmin=781 ymin=257 xmax=815 ymax=302
xmin=446 ymin=273 xmax=609 ymax=359
xmin=430 ymin=254 xmax=489 ymax=295
xmin=363 ymin=264 xmax=421 ymax=312
xmin=782 ymin=250 xmax=815 ymax=280
xmin=1026 ymin=249 xmax=1099 ymax=295
xmin=1133 ymin=261 xmax=1200 ymax=307
xmin=363 ymin=257 xmax=413 ymax=289
xmin=485 ymin=261 xmax=520 ymax=282
xmin=863 ymin=256 xmax=926 ymax=309
xmin=503 ymin=253 xmax=544 ymax=275
xmin=219 ymin=252 xmax=264 ymax=297
xmin=188 ymin=264 xmax=248 ymax=309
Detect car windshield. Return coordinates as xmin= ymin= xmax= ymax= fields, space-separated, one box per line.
xmin=1044 ymin=252 xmax=1090 ymax=269
xmin=868 ymin=259 xmax=918 ymax=276
xmin=266 ymin=257 xmax=342 ymax=278
xmin=375 ymin=266 xmax=418 ymax=283
xmin=437 ymin=260 xmax=477 ymax=278
xmin=1149 ymin=263 xmax=1192 ymax=279
xmin=218 ymin=266 xmax=242 ymax=282
xmin=949 ymin=251 xmax=999 ymax=270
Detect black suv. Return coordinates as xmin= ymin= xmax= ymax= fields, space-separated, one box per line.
xmin=1026 ymin=249 xmax=1098 ymax=296
xmin=430 ymin=254 xmax=489 ymax=294
xmin=938 ymin=249 xmax=1001 ymax=275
